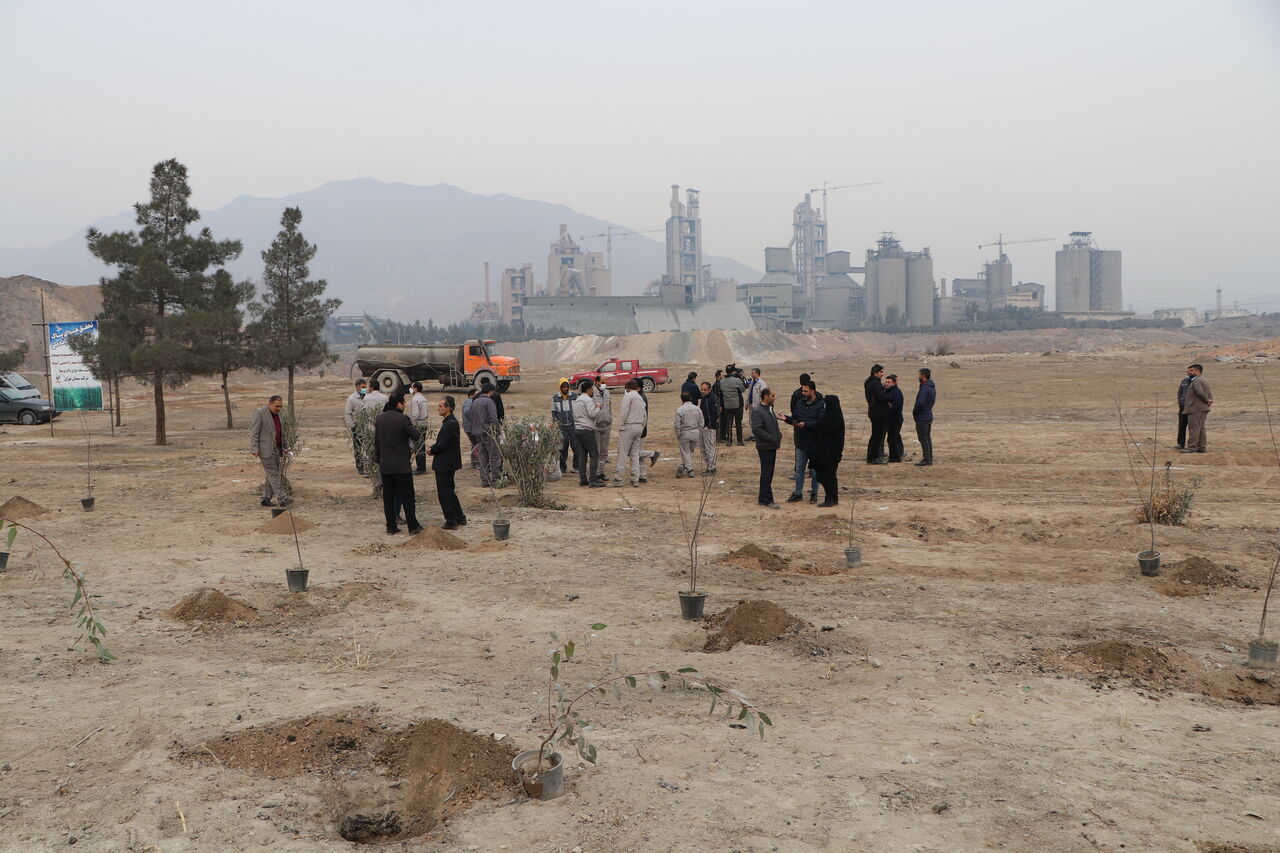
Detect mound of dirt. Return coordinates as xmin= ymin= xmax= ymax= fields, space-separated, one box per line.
xmin=1063 ymin=641 xmax=1185 ymax=682
xmin=374 ymin=719 xmax=518 ymax=837
xmin=258 ymin=513 xmax=317 ymax=534
xmin=0 ymin=496 xmax=48 ymax=519
xmin=401 ymin=527 xmax=466 ymax=551
xmin=719 ymin=544 xmax=790 ymax=572
xmin=166 ymin=588 xmax=258 ymax=623
xmin=1196 ymin=842 xmax=1280 ymax=853
xmin=182 ymin=712 xmax=386 ymax=777
xmin=1162 ymin=556 xmax=1254 ymax=590
xmin=704 ymin=600 xmax=808 ymax=652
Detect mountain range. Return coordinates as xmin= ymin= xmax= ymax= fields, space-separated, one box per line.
xmin=0 ymin=179 xmax=761 ymax=323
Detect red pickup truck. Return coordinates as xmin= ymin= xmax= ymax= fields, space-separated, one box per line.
xmin=570 ymin=358 xmax=670 ymax=392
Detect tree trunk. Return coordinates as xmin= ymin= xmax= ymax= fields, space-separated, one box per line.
xmin=113 ymin=377 xmax=122 ymax=426
xmin=153 ymin=371 xmax=167 ymax=445
xmin=222 ymin=371 xmax=234 ymax=428
xmin=287 ymin=366 xmax=295 ymax=412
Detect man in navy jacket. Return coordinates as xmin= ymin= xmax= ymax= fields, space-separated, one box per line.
xmin=912 ymin=368 xmax=936 ymax=467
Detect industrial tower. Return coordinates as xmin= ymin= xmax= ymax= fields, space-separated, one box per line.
xmin=1055 ymin=232 xmax=1121 ymax=312
xmin=665 ymin=185 xmax=703 ymax=300
xmin=791 ymin=193 xmax=827 ymax=312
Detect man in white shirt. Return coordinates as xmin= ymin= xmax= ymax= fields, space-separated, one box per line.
xmin=362 ymin=382 xmax=389 ymax=412
xmin=344 ymin=379 xmax=368 ymax=475
xmin=408 ymin=381 xmax=431 ymax=473
xmin=593 ymin=376 xmax=613 ymax=466
xmin=571 ymin=379 xmax=603 ymax=487
xmin=613 ymin=379 xmax=646 ymax=487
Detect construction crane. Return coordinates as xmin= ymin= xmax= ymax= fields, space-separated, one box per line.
xmin=809 ymin=180 xmax=884 ymax=221
xmin=579 ymin=226 xmax=664 ymax=270
xmin=978 ymin=234 xmax=1054 ymax=259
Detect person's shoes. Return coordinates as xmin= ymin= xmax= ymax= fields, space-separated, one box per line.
xmin=887 ymin=458 xmax=902 ymax=463
xmin=915 ymin=460 xmax=933 ymax=466
xmin=1180 ymin=448 xmax=1196 ymax=453
xmin=638 ymin=476 xmax=647 ymax=484
xmin=702 ymin=468 xmax=717 ymax=476
xmin=442 ymin=522 xmax=458 ymax=530
xmin=819 ymin=500 xmax=838 ymax=507
xmin=648 ymin=454 xmax=658 ymax=468
xmin=387 ymin=527 xmax=401 ymax=535
xmin=414 ymin=469 xmax=426 ymax=475
xmin=765 ymin=503 xmax=780 ymax=509
xmin=611 ymin=480 xmax=625 ymax=487
xmin=809 ymin=493 xmax=818 ymax=504
xmin=261 ymin=498 xmax=275 ymax=507
xmin=746 ymin=435 xmax=756 ymax=442
xmin=736 ymin=441 xmax=744 ymax=447
xmin=589 ymin=481 xmax=606 ymax=488
xmin=457 ymin=519 xmax=468 ymax=526
xmin=408 ymin=525 xmax=424 ymax=536
xmin=786 ymin=494 xmax=803 ymax=503
xmin=631 ymin=480 xmax=639 ymax=488
xmin=579 ymin=480 xmax=590 ymax=486
xmin=869 ymin=458 xmax=888 ymax=465
xmin=1196 ymin=449 xmax=1207 ymax=453
xmin=280 ymin=497 xmax=294 ymax=507
xmin=1175 ymin=444 xmax=1184 ymax=449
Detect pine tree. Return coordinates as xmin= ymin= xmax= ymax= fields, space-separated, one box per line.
xmin=0 ymin=342 xmax=28 ymax=373
xmin=247 ymin=207 xmax=341 ymax=411
xmin=192 ymin=269 xmax=255 ymax=428
xmin=79 ymin=160 xmax=242 ymax=444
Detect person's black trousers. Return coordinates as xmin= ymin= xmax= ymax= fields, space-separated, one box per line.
xmin=434 ymin=469 xmax=465 ymax=525
xmin=415 ymin=447 xmax=427 ymax=474
xmin=724 ymin=408 xmax=744 ymax=443
xmin=915 ymin=420 xmax=933 ymax=462
xmin=351 ymin=426 xmax=365 ymax=474
xmin=887 ymin=419 xmax=905 ymax=461
xmin=757 ymin=447 xmax=776 ymax=504
xmin=1177 ymin=412 xmax=1188 ymax=447
xmin=573 ymin=429 xmax=599 ymax=484
xmin=813 ymin=458 xmax=839 ymax=503
xmin=381 ymin=472 xmax=419 ymax=531
xmin=559 ymin=425 xmax=581 ymax=473
xmin=867 ymin=417 xmax=888 ymax=461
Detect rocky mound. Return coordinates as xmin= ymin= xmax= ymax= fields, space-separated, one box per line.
xmin=719 ymin=544 xmax=790 ymax=573
xmin=401 ymin=527 xmax=467 ymax=551
xmin=166 ymin=588 xmax=258 ymax=623
xmin=181 ymin=712 xmax=386 ymax=777
xmin=258 ymin=512 xmax=316 ymax=534
xmin=704 ymin=599 xmax=807 ymax=652
xmin=0 ymin=496 xmax=48 ymax=520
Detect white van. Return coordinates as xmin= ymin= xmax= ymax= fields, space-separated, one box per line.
xmin=0 ymin=372 xmax=41 ymax=400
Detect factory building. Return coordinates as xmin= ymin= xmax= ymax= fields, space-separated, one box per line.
xmin=548 ymin=225 xmax=610 ymax=297
xmin=664 ymin=185 xmax=704 ymax=302
xmin=1055 ymin=231 xmax=1121 ymax=312
xmin=791 ymin=193 xmax=827 ymax=314
xmin=865 ymin=233 xmax=934 ymax=326
xmin=810 ymin=251 xmax=865 ymax=330
xmin=738 ymin=247 xmax=801 ymax=331
xmin=1153 ymin=307 xmax=1200 ymax=326
xmin=500 ymin=263 xmax=535 ymax=327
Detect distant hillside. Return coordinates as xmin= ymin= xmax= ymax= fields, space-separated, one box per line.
xmin=0 ymin=275 xmax=103 ymax=373
xmin=0 ymin=179 xmax=761 ymax=323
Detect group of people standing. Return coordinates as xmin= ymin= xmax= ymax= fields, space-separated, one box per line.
xmin=863 ymin=364 xmax=935 ymax=466
xmin=552 ymin=375 xmax=660 ymax=488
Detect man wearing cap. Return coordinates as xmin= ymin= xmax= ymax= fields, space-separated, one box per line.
xmin=551 ymin=378 xmax=579 ymax=474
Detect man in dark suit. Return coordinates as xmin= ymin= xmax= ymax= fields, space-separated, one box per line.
xmin=884 ymin=374 xmax=905 ymax=462
xmin=373 ymin=392 xmax=423 ymax=535
xmin=428 ymin=396 xmax=467 ymax=529
xmin=864 ymin=364 xmax=891 ymax=464
xmin=680 ymin=371 xmax=702 ymax=404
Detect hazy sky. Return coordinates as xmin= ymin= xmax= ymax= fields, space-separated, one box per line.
xmin=2 ymin=0 xmax=1277 ymax=312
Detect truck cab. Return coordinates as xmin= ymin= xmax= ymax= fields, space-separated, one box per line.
xmin=464 ymin=340 xmax=520 ymax=392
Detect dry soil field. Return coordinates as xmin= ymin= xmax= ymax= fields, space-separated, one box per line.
xmin=2 ymin=343 xmax=1279 ymax=853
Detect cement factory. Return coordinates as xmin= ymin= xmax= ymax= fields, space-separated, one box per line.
xmin=444 ymin=182 xmax=1250 ymax=336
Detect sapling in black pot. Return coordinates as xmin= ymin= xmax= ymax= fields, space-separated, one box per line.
xmin=284 ymin=510 xmax=308 ymax=592
xmin=1117 ymin=398 xmax=1161 ymax=576
xmin=514 ymin=622 xmax=772 ymax=799
xmin=484 ymin=423 xmax=510 ymax=539
xmin=677 ymin=474 xmax=712 ymax=619
xmin=79 ymin=413 xmax=95 ymax=511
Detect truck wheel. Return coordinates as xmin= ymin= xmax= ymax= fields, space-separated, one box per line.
xmin=641 ymin=377 xmax=656 ymax=393
xmin=474 ymin=371 xmax=496 ymax=391
xmin=497 ymin=380 xmax=512 ymax=393
xmin=18 ymin=410 xmax=37 ymax=425
xmin=373 ymin=371 xmax=403 ymax=394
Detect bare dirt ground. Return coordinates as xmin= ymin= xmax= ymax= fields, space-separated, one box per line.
xmin=3 ymin=340 xmax=1280 ymax=853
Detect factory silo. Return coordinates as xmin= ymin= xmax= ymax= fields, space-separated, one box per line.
xmin=1091 ymin=250 xmax=1122 ymax=311
xmin=876 ymin=256 xmax=907 ymax=325
xmin=906 ymin=254 xmax=935 ymax=326
xmin=1055 ymin=236 xmax=1092 ymax=312
xmin=864 ymin=249 xmax=879 ymax=320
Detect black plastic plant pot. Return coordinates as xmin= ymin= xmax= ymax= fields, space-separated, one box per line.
xmin=0 ymin=551 xmax=8 ymax=572
xmin=271 ymin=507 xmax=288 ymax=518
xmin=1137 ymin=550 xmax=1161 ymax=577
xmin=492 ymin=519 xmax=511 ymax=540
xmin=513 ymin=750 xmax=564 ymax=800
xmin=1248 ymin=639 xmax=1278 ymax=670
xmin=80 ymin=497 xmax=95 ymax=512
xmin=844 ymin=547 xmax=862 ymax=568
xmin=285 ymin=568 xmax=309 ymax=593
xmin=679 ymin=591 xmax=707 ymax=620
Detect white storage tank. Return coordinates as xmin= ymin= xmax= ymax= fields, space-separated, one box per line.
xmin=906 ymin=256 xmax=935 ymax=327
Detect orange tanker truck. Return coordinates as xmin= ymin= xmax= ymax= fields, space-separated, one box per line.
xmin=355 ymin=340 xmax=521 ymax=394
